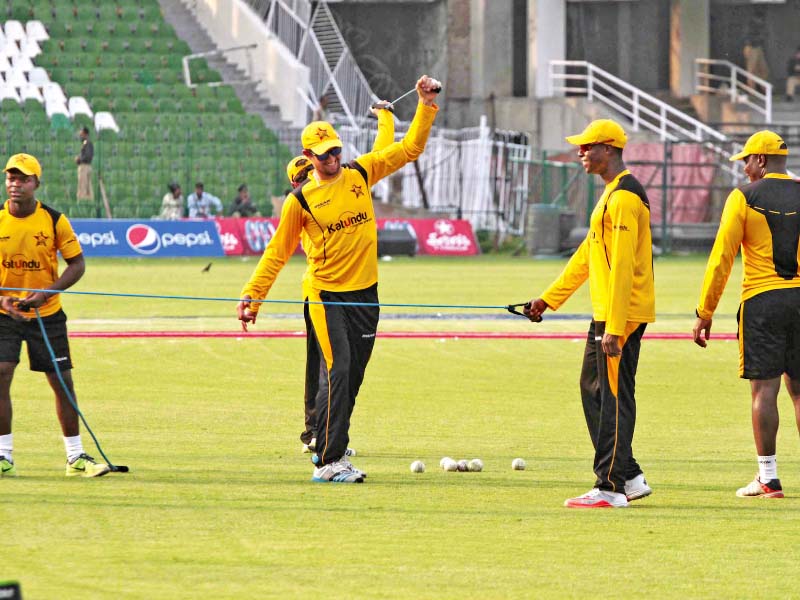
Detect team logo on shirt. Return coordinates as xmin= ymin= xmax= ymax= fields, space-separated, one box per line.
xmin=327 ymin=211 xmax=371 ymax=235
xmin=126 ymin=224 xmax=161 ymax=254
xmin=33 ymin=231 xmax=49 ymax=246
xmin=2 ymin=253 xmax=42 ymax=275
xmin=350 ymin=184 xmax=364 ymax=199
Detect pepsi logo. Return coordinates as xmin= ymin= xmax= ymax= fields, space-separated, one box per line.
xmin=126 ymin=224 xmax=161 ymax=254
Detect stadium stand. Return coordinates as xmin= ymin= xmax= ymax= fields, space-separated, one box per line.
xmin=0 ymin=0 xmax=291 ymax=218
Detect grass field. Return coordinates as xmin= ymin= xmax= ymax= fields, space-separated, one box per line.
xmin=6 ymin=255 xmax=800 ymax=599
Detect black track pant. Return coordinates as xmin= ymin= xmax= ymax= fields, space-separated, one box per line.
xmin=307 ymin=284 xmax=379 ymax=465
xmin=301 ymin=298 xmax=320 ymax=445
xmin=579 ymin=320 xmax=646 ymax=493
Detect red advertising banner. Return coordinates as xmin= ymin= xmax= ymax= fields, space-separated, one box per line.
xmin=215 ymin=217 xmax=478 ymax=257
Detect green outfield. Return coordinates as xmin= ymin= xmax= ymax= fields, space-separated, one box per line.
xmin=6 ymin=255 xmax=799 ymax=599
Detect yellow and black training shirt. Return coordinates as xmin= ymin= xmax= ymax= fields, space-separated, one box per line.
xmin=541 ymin=170 xmax=656 ymax=336
xmin=242 ymin=102 xmax=437 ymax=310
xmin=697 ymin=173 xmax=800 ymax=319
xmin=0 ymin=200 xmax=83 ymax=317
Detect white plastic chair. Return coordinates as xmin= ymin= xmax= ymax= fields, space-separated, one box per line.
xmin=68 ymin=96 xmax=93 ymax=118
xmin=42 ymin=82 xmax=66 ymax=104
xmin=0 ymin=56 xmax=11 ymax=74
xmin=19 ymin=39 xmax=41 ymax=59
xmin=95 ymin=111 xmax=119 ymax=133
xmin=3 ymin=69 xmax=27 ymax=89
xmin=0 ymin=30 xmax=7 ymax=49
xmin=20 ymin=83 xmax=43 ymax=103
xmin=28 ymin=67 xmax=50 ymax=87
xmin=0 ymin=41 xmax=19 ymax=60
xmin=45 ymin=98 xmax=69 ymax=119
xmin=11 ymin=55 xmax=34 ymax=73
xmin=0 ymin=85 xmax=21 ymax=102
xmin=3 ymin=21 xmax=26 ymax=44
xmin=25 ymin=20 xmax=49 ymax=43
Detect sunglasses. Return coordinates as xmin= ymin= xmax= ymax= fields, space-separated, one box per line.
xmin=578 ymin=139 xmax=614 ymax=154
xmin=310 ymin=146 xmax=342 ymax=161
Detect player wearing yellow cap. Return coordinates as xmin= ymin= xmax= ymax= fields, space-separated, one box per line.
xmin=238 ymin=76 xmax=440 ymax=483
xmin=524 ymin=119 xmax=655 ymax=508
xmin=287 ymin=101 xmax=395 ymax=455
xmin=693 ymin=130 xmax=800 ymax=499
xmin=0 ymin=153 xmax=109 ymax=479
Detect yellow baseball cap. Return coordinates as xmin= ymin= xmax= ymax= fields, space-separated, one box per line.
xmin=301 ymin=121 xmax=342 ymax=155
xmin=286 ymin=155 xmax=313 ymax=184
xmin=4 ymin=153 xmax=42 ymax=178
xmin=729 ymin=130 xmax=789 ymax=161
xmin=565 ymin=119 xmax=627 ymax=149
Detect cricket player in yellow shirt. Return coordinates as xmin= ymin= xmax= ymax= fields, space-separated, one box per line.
xmin=525 ymin=120 xmax=655 ymax=508
xmin=238 ymin=76 xmax=440 ymax=483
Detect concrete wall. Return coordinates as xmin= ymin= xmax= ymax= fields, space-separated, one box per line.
xmin=329 ymin=1 xmax=448 ymax=122
xmin=190 ymin=0 xmax=310 ymax=126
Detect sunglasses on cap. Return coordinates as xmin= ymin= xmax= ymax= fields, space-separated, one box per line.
xmin=578 ymin=139 xmax=615 ymax=154
xmin=310 ymin=146 xmax=342 ymax=161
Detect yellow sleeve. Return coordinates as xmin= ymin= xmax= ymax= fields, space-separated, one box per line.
xmin=540 ymin=236 xmax=590 ymax=310
xmin=605 ymin=191 xmax=640 ymax=335
xmin=372 ymin=108 xmax=395 ymax=151
xmin=55 ymin=215 xmax=82 ymax=260
xmin=240 ymin=194 xmax=304 ymax=313
xmin=696 ymin=189 xmax=746 ymax=319
xmin=356 ymin=102 xmax=438 ymax=185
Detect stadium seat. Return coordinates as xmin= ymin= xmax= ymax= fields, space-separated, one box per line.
xmin=11 ymin=54 xmax=33 ymax=72
xmin=45 ymin=98 xmax=69 ymax=119
xmin=0 ymin=85 xmax=19 ymax=102
xmin=19 ymin=38 xmax=41 ymax=58
xmin=43 ymin=81 xmax=67 ymax=104
xmin=28 ymin=66 xmax=50 ymax=87
xmin=26 ymin=19 xmax=50 ymax=42
xmin=4 ymin=68 xmax=27 ymax=88
xmin=0 ymin=54 xmax=10 ymax=72
xmin=68 ymin=95 xmax=93 ymax=118
xmin=0 ymin=40 xmax=19 ymax=60
xmin=3 ymin=20 xmax=25 ymax=44
xmin=20 ymin=82 xmax=43 ymax=103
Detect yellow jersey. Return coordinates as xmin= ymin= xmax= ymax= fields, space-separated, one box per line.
xmin=541 ymin=170 xmax=656 ymax=335
xmin=0 ymin=200 xmax=83 ymax=317
xmin=243 ymin=102 xmax=437 ymax=310
xmin=697 ymin=173 xmax=800 ymax=319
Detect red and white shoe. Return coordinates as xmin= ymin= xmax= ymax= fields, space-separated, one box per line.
xmin=564 ymin=488 xmax=628 ymax=508
xmin=736 ymin=476 xmax=784 ymax=498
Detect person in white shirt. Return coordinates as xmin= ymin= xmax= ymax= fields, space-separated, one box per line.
xmin=186 ymin=182 xmax=222 ymax=219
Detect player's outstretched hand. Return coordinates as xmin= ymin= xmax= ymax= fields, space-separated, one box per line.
xmin=237 ymin=295 xmax=258 ymax=332
xmin=370 ymin=100 xmax=393 ymax=116
xmin=416 ymin=75 xmax=441 ymax=105
xmin=693 ymin=317 xmax=712 ymax=348
xmin=523 ymin=298 xmax=548 ymax=323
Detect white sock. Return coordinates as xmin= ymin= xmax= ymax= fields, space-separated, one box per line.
xmin=0 ymin=433 xmax=12 ymax=461
xmin=758 ymin=455 xmax=778 ymax=482
xmin=64 ymin=435 xmax=84 ymax=463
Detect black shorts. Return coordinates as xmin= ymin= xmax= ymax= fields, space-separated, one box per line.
xmin=0 ymin=309 xmax=73 ymax=372
xmin=738 ymin=288 xmax=800 ymax=379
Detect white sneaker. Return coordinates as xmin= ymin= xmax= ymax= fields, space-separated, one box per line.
xmin=564 ymin=488 xmax=628 ymax=508
xmin=302 ymin=437 xmax=317 ymax=454
xmin=340 ymin=454 xmax=367 ymax=478
xmin=624 ymin=474 xmax=652 ymax=501
xmin=312 ymin=458 xmax=364 ymax=483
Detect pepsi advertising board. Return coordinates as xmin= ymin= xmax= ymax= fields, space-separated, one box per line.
xmin=72 ymin=220 xmax=225 ymax=257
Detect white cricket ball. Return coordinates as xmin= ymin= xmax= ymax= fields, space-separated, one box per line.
xmin=456 ymin=459 xmax=469 ymax=472
xmin=410 ymin=460 xmax=425 ymax=473
xmin=442 ymin=458 xmax=458 ymax=472
xmin=468 ymin=458 xmax=483 ymax=472
xmin=439 ymin=456 xmax=453 ymax=469
xmin=512 ymin=458 xmax=527 ymax=471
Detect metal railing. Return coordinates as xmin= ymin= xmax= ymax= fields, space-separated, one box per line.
xmin=695 ymin=58 xmax=772 ymax=123
xmin=549 ymin=60 xmax=727 ymax=143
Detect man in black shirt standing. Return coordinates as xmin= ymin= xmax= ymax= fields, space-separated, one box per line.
xmin=75 ymin=126 xmax=94 ymax=202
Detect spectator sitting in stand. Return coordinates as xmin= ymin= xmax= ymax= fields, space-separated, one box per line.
xmin=186 ymin=182 xmax=223 ymax=219
xmin=157 ymin=182 xmax=184 ymax=220
xmin=228 ymin=184 xmax=260 ymax=218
